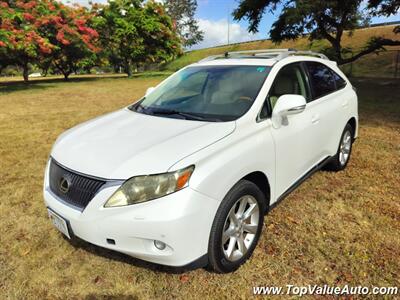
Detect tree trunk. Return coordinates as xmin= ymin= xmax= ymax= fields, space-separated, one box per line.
xmin=22 ymin=63 xmax=29 ymax=83
xmin=126 ymin=66 xmax=132 ymax=77
xmin=53 ymin=60 xmax=71 ymax=81
xmin=124 ymin=61 xmax=133 ymax=77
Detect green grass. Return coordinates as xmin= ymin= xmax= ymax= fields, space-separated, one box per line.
xmin=0 ymin=76 xmax=399 ymax=299
xmin=164 ymin=25 xmax=400 ymax=78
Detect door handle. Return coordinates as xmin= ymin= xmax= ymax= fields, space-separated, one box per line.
xmin=287 ymin=104 xmax=306 ymax=113
xmin=311 ymin=115 xmax=320 ymax=124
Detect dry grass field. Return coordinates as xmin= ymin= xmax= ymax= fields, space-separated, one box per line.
xmin=0 ymin=75 xmax=399 ymax=299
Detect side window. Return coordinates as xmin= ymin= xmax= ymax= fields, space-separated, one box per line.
xmin=266 ymin=63 xmax=310 ymax=111
xmin=306 ymin=62 xmax=336 ymax=99
xmin=332 ymin=71 xmax=347 ymax=90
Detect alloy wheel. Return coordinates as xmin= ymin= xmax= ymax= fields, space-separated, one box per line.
xmin=339 ymin=130 xmax=352 ymax=166
xmin=222 ymin=195 xmax=260 ymax=261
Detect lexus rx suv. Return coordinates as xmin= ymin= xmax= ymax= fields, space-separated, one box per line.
xmin=44 ymin=49 xmax=358 ymax=273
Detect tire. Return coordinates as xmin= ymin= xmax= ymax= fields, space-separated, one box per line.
xmin=324 ymin=123 xmax=354 ymax=171
xmin=208 ymin=180 xmax=266 ymax=273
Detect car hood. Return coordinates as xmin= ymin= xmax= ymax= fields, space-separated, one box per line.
xmin=51 ymin=109 xmax=235 ymax=179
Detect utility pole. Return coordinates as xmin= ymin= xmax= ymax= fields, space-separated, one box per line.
xmin=227 ymin=2 xmax=230 ymax=45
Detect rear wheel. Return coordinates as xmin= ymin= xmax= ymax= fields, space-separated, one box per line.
xmin=325 ymin=123 xmax=354 ymax=171
xmin=208 ymin=180 xmax=266 ymax=273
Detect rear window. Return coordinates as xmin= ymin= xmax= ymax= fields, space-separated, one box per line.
xmin=306 ymin=62 xmax=336 ymax=99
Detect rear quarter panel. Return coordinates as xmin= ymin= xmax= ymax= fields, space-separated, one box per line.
xmin=327 ymin=62 xmax=359 ymax=138
xmin=309 ymin=60 xmax=359 ymax=156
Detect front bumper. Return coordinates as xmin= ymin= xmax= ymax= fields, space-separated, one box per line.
xmin=43 ymin=163 xmax=220 ymax=267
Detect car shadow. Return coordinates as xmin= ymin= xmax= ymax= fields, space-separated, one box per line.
xmin=64 ymin=235 xmax=207 ymax=274
xmin=0 ymin=75 xmax=126 ymax=94
xmin=0 ymin=82 xmax=54 ymax=94
xmin=0 ymin=72 xmax=171 ymax=94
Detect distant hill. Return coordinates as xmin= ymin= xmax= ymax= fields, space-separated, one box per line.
xmin=164 ymin=25 xmax=400 ymax=78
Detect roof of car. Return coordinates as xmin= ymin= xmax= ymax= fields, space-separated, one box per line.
xmin=192 ymin=49 xmax=331 ymax=68
xmin=195 ymin=58 xmax=278 ymax=67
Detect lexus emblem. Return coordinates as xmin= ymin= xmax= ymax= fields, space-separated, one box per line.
xmin=59 ymin=177 xmax=70 ymax=194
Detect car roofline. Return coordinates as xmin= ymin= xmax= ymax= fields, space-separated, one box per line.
xmin=195 ymin=49 xmax=330 ymax=66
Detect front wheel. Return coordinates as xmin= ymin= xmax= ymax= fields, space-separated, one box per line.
xmin=208 ymin=180 xmax=266 ymax=273
xmin=325 ymin=123 xmax=354 ymax=171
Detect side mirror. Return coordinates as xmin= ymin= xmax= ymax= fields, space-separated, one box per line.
xmin=145 ymin=87 xmax=155 ymax=96
xmin=272 ymin=94 xmax=306 ymax=128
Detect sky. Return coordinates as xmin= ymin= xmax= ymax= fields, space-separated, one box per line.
xmin=65 ymin=0 xmax=400 ymax=50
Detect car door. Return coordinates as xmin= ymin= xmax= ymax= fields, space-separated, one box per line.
xmin=304 ymin=61 xmax=343 ymax=160
xmin=264 ymin=62 xmax=321 ymax=198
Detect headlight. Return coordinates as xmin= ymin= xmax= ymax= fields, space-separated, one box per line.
xmin=104 ymin=165 xmax=194 ymax=207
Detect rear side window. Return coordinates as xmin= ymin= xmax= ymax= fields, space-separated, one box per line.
xmin=306 ymin=62 xmax=336 ymax=99
xmin=332 ymin=71 xmax=347 ymax=89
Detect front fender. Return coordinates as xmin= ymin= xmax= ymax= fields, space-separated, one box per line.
xmin=169 ymin=120 xmax=276 ymax=204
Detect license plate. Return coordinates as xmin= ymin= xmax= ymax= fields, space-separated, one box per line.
xmin=48 ymin=209 xmax=71 ymax=239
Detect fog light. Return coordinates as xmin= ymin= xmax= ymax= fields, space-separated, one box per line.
xmin=154 ymin=240 xmax=166 ymax=250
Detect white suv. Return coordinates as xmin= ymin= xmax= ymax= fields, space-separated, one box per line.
xmin=44 ymin=49 xmax=358 ymax=273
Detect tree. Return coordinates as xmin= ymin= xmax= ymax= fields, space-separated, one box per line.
xmin=0 ymin=0 xmax=53 ymax=81
xmin=368 ymin=0 xmax=399 ymax=16
xmin=164 ymin=0 xmax=203 ymax=48
xmin=77 ymin=52 xmax=103 ymax=74
xmin=233 ymin=0 xmax=400 ymax=65
xmin=142 ymin=1 xmax=183 ymax=65
xmin=0 ymin=0 xmax=99 ymax=82
xmin=43 ymin=5 xmax=100 ymax=80
xmin=0 ymin=45 xmax=13 ymax=74
xmin=94 ymin=0 xmax=182 ymax=77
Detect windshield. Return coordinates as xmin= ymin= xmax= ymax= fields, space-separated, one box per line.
xmin=130 ymin=65 xmax=271 ymax=122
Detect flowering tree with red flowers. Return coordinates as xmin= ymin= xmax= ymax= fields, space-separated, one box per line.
xmin=44 ymin=3 xmax=100 ymax=80
xmin=0 ymin=0 xmax=99 ymax=82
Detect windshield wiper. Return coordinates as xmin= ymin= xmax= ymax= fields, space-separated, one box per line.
xmin=147 ymin=107 xmax=221 ymax=122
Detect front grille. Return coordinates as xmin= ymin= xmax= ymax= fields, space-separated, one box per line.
xmin=48 ymin=159 xmax=106 ymax=210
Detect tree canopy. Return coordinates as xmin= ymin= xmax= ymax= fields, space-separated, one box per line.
xmin=93 ymin=0 xmax=182 ymax=77
xmin=0 ymin=0 xmax=186 ymax=80
xmin=164 ymin=0 xmax=204 ymax=48
xmin=233 ymin=0 xmax=400 ymax=65
xmin=0 ymin=0 xmax=99 ymax=81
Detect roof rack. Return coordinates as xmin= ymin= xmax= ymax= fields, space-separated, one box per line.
xmin=198 ymin=49 xmax=328 ymax=63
